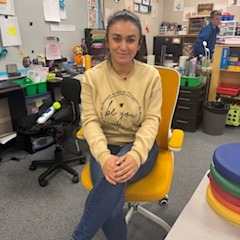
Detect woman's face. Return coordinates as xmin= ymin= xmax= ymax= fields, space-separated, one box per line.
xmin=106 ymin=20 xmax=141 ymax=65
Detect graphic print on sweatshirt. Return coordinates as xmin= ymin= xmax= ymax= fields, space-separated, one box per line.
xmin=100 ymin=90 xmax=142 ymax=130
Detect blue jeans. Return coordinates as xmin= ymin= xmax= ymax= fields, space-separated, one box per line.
xmin=71 ymin=141 xmax=159 ymax=240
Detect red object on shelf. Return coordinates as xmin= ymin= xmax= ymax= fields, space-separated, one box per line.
xmin=216 ymin=84 xmax=240 ymax=96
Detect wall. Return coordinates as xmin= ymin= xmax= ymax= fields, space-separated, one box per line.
xmin=0 ymin=0 xmax=87 ymax=73
xmin=0 ymin=0 xmax=87 ymax=135
xmin=163 ymin=0 xmax=240 ymax=27
xmin=101 ymin=0 xmax=163 ymax=54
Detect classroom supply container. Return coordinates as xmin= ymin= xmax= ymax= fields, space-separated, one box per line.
xmin=13 ymin=78 xmax=47 ymax=96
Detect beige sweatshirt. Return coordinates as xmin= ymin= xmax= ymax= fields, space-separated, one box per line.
xmin=81 ymin=59 xmax=162 ymax=167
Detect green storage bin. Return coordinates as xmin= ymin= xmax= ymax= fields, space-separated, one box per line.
xmin=180 ymin=76 xmax=203 ymax=87
xmin=38 ymin=82 xmax=47 ymax=94
xmin=13 ymin=78 xmax=47 ymax=96
xmin=13 ymin=78 xmax=37 ymax=96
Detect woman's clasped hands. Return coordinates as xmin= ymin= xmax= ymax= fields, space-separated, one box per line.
xmin=103 ymin=155 xmax=139 ymax=185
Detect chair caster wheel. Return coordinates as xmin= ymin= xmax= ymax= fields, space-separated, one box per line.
xmin=72 ymin=175 xmax=79 ymax=183
xmin=159 ymin=196 xmax=168 ymax=206
xmin=29 ymin=164 xmax=36 ymax=171
xmin=80 ymin=157 xmax=86 ymax=164
xmin=39 ymin=178 xmax=48 ymax=187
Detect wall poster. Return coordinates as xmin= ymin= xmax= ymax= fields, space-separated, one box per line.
xmin=197 ymin=3 xmax=213 ymax=15
xmin=134 ymin=0 xmax=152 ymax=14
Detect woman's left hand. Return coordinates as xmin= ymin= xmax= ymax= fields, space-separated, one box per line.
xmin=114 ymin=155 xmax=139 ymax=183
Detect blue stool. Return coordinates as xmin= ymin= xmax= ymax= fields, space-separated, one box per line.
xmin=213 ymin=143 xmax=240 ymax=185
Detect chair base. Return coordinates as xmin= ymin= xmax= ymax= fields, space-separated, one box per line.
xmin=29 ymin=144 xmax=86 ymax=187
xmin=125 ymin=203 xmax=171 ymax=233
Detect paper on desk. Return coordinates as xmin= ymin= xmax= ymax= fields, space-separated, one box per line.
xmin=0 ymin=16 xmax=22 ymax=47
xmin=0 ymin=132 xmax=16 ymax=145
xmin=43 ymin=0 xmax=60 ymax=22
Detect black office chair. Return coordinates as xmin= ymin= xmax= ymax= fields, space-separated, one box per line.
xmin=27 ymin=78 xmax=86 ymax=187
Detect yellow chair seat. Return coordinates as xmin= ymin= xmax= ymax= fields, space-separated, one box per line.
xmin=76 ymin=128 xmax=85 ymax=140
xmin=81 ymin=148 xmax=173 ymax=202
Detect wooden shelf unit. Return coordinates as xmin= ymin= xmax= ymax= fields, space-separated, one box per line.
xmin=208 ymin=44 xmax=240 ymax=101
xmin=188 ymin=16 xmax=209 ymax=34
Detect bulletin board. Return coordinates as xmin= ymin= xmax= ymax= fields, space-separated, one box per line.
xmin=0 ymin=0 xmax=87 ymax=74
xmin=134 ymin=0 xmax=152 ymax=14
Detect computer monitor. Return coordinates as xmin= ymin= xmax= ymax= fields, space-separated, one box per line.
xmin=153 ymin=36 xmax=183 ymax=65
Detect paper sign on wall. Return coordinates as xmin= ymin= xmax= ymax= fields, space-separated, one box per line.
xmin=43 ymin=0 xmax=60 ymax=22
xmin=0 ymin=0 xmax=15 ymax=15
xmin=0 ymin=16 xmax=22 ymax=47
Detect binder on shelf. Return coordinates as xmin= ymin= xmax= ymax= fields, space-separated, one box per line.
xmin=220 ymin=47 xmax=230 ymax=69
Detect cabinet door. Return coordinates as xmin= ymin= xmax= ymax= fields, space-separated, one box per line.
xmin=218 ymin=21 xmax=236 ymax=38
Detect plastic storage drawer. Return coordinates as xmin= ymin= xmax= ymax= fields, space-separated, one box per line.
xmin=25 ymin=91 xmax=52 ymax=115
xmin=175 ymin=98 xmax=204 ymax=118
xmin=179 ymin=83 xmax=205 ymax=96
xmin=172 ymin=113 xmax=202 ymax=132
xmin=178 ymin=90 xmax=205 ymax=103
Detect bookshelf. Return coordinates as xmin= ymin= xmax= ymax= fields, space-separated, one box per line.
xmin=208 ymin=44 xmax=240 ymax=102
xmin=84 ymin=28 xmax=107 ymax=66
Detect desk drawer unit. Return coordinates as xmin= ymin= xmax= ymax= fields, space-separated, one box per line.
xmin=172 ymin=83 xmax=206 ymax=132
xmin=175 ymin=98 xmax=204 ymax=118
xmin=172 ymin=113 xmax=203 ymax=132
xmin=179 ymin=83 xmax=206 ymax=99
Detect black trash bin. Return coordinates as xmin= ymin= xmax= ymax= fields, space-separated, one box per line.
xmin=203 ymin=102 xmax=230 ymax=135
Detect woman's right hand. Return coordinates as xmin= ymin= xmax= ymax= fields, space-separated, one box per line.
xmin=102 ymin=156 xmax=120 ymax=185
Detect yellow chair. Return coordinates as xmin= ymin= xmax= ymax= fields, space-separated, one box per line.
xmin=77 ymin=66 xmax=184 ymax=234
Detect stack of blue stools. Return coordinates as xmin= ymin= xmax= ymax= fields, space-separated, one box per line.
xmin=206 ymin=143 xmax=240 ymax=226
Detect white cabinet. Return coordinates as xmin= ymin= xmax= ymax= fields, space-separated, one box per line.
xmin=218 ymin=21 xmax=237 ymax=38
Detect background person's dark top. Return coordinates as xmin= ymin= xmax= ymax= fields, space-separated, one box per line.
xmin=194 ymin=23 xmax=220 ymax=58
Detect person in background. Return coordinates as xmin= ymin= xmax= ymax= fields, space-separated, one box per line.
xmin=194 ymin=10 xmax=222 ymax=59
xmin=71 ymin=10 xmax=162 ymax=240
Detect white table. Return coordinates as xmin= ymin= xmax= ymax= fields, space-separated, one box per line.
xmin=165 ymin=173 xmax=240 ymax=240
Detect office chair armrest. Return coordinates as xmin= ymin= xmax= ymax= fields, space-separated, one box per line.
xmin=169 ymin=129 xmax=184 ymax=151
xmin=76 ymin=128 xmax=85 ymax=140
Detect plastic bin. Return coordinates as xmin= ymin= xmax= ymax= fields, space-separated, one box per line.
xmin=13 ymin=78 xmax=47 ymax=96
xmin=25 ymin=91 xmax=52 ymax=114
xmin=180 ymin=76 xmax=203 ymax=87
xmin=216 ymin=84 xmax=240 ymax=96
xmin=203 ymin=102 xmax=230 ymax=135
xmin=226 ymin=105 xmax=240 ymax=126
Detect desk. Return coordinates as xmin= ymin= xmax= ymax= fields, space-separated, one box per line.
xmin=0 ymin=86 xmax=26 ymax=131
xmin=165 ymin=173 xmax=240 ymax=240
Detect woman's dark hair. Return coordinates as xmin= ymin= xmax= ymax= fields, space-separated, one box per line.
xmin=106 ymin=10 xmax=142 ymax=45
xmin=106 ymin=10 xmax=144 ymax=61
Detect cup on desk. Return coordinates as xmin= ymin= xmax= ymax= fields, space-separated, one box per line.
xmin=147 ymin=55 xmax=155 ymax=66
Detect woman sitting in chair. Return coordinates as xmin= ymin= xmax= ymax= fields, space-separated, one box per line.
xmin=71 ymin=10 xmax=162 ymax=240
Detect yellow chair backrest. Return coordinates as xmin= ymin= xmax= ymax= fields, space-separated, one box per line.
xmin=155 ymin=66 xmax=180 ymax=150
